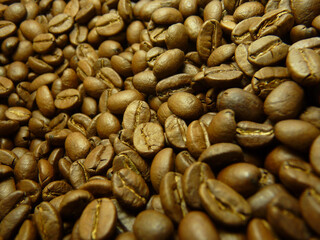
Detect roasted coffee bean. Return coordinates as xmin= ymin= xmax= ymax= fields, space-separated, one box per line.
xmin=196 ymin=19 xmax=222 ymax=61
xmin=69 ymin=159 xmax=90 ymax=189
xmin=249 ymin=8 xmax=294 ymax=39
xmin=186 ymin=120 xmax=210 ymax=158
xmin=153 ymin=49 xmax=185 ymax=80
xmin=199 ymin=179 xmax=252 ymax=227
xmin=164 ymin=115 xmax=187 ymax=149
xmin=150 ymin=148 xmax=175 ymax=193
xmin=182 ymin=162 xmax=215 ymax=209
xmin=96 ymin=12 xmax=124 ymax=37
xmin=248 ymin=35 xmax=289 ymax=67
xmin=267 ymin=194 xmax=311 ymax=240
xmin=111 ymin=198 xmax=136 ymax=234
xmin=279 ymin=160 xmax=320 ymax=194
xmin=160 ymin=172 xmax=189 ymax=224
xmin=65 ymin=132 xmax=90 ymax=161
xmin=113 ymin=149 xmax=150 ymax=182
xmin=0 ymin=204 xmax=31 ymax=240
xmin=112 ymin=168 xmax=149 ymax=209
xmin=235 ymin=121 xmax=274 ymax=148
xmin=16 ymin=179 xmax=41 ymax=205
xmin=34 ymin=201 xmax=62 ymax=240
xmin=178 ymin=211 xmax=219 ymax=240
xmin=84 ymin=144 xmax=114 ymax=175
xmin=286 ymin=48 xmax=320 ymax=86
xmin=133 ymin=210 xmax=174 ymax=240
xmin=199 ymin=143 xmax=243 ymax=171
xmin=15 ymin=219 xmax=38 ymax=240
xmin=217 ymin=88 xmax=265 ymax=122
xmin=133 ymin=122 xmax=165 ymax=159
xmin=156 ymin=73 xmax=193 ymax=102
xmin=248 ymin=184 xmax=291 ymax=218
xmin=59 ymin=189 xmax=94 ymax=221
xmin=42 ymin=180 xmax=73 ymax=201
xmin=217 ymin=163 xmax=261 ymax=197
xmin=274 ymin=119 xmax=320 ymax=152
xmin=251 ymin=66 xmax=290 ymax=99
xmin=54 ymin=89 xmax=81 ymax=111
xmin=122 ymin=100 xmax=151 ymax=130
xmin=167 ymin=92 xmax=203 ymax=120
xmin=207 ymin=109 xmax=236 ymax=144
xmin=79 ymin=179 xmax=113 ymax=198
xmin=247 ymin=218 xmax=279 ymax=240
xmin=300 ymin=188 xmax=320 ymax=235
xmin=175 ymin=150 xmax=196 ymax=174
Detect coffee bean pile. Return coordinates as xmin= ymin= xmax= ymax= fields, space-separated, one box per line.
xmin=0 ymin=0 xmax=320 ymax=239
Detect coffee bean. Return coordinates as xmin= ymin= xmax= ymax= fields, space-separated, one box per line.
xmin=286 ymin=48 xmax=320 ymax=86
xmin=160 ymin=172 xmax=189 ymax=224
xmin=199 ymin=179 xmax=252 ymax=227
xmin=178 ymin=211 xmax=219 ymax=240
xmin=96 ymin=12 xmax=124 ymax=37
xmin=300 ymin=188 xmax=320 ymax=235
xmin=34 ymin=201 xmax=62 ymax=240
xmin=133 ymin=210 xmax=174 ymax=240
xmin=84 ymin=144 xmax=114 ymax=175
xmin=274 ymin=119 xmax=320 ymax=152
xmin=182 ymin=162 xmax=215 ymax=209
xmin=112 ymin=168 xmax=149 ymax=209
xmin=133 ymin=122 xmax=165 ymax=159
xmin=247 ymin=218 xmax=279 ymax=240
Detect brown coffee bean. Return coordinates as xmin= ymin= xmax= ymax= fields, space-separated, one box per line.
xmin=235 ymin=43 xmax=260 ymax=77
xmin=36 ymin=85 xmax=55 ymax=118
xmin=0 ymin=77 xmax=14 ymax=97
xmin=133 ymin=210 xmax=174 ymax=240
xmin=279 ymin=161 xmax=320 ymax=194
xmin=34 ymin=201 xmax=62 ymax=240
xmin=15 ymin=219 xmax=38 ymax=240
xmin=84 ymin=144 xmax=114 ymax=175
xmin=291 ymin=0 xmax=320 ymax=26
xmin=186 ymin=120 xmax=210 ymax=158
xmin=122 ymin=100 xmax=151 ymax=130
xmin=217 ymin=88 xmax=265 ymax=122
xmin=274 ymin=119 xmax=320 ymax=152
xmin=233 ymin=2 xmax=264 ymax=23
xmin=150 ymin=148 xmax=175 ymax=193
xmin=178 ymin=211 xmax=219 ymax=240
xmin=199 ymin=143 xmax=244 ymax=170
xmin=167 ymin=92 xmax=203 ymax=120
xmin=33 ymin=33 xmax=55 ymax=54
xmin=69 ymin=159 xmax=90 ymax=189
xmin=59 ymin=189 xmax=94 ymax=221
xmin=235 ymin=121 xmax=274 ymax=148
xmin=54 ymin=89 xmax=81 ymax=111
xmin=175 ymin=150 xmax=196 ymax=174
xmin=96 ymin=112 xmax=121 ymax=139
xmin=196 ymin=19 xmax=222 ymax=61
xmin=217 ymin=163 xmax=261 ymax=197
xmin=164 ymin=115 xmax=187 ymax=149
xmin=153 ymin=49 xmax=184 ymax=80
xmin=207 ymin=109 xmax=236 ymax=144
xmin=5 ymin=107 xmax=31 ymax=123
xmin=267 ymin=195 xmax=311 ymax=240
xmin=112 ymin=168 xmax=149 ymax=209
xmin=300 ymin=188 xmax=320 ymax=235
xmin=48 ymin=13 xmax=74 ymax=34
xmin=159 ymin=172 xmax=189 ymax=224
xmin=0 ymin=20 xmax=17 ymax=39
xmin=247 ymin=218 xmax=279 ymax=240
xmin=65 ymin=132 xmax=90 ymax=161
xmin=133 ymin=122 xmax=165 ymax=159
xmin=14 ymin=151 xmax=38 ymax=182
xmin=16 ymin=179 xmax=41 ymax=205
xmin=96 ymin=12 xmax=124 ymax=37
xmin=113 ymin=150 xmax=150 ymax=182
xmin=182 ymin=162 xmax=214 ymax=209
xmin=199 ymin=179 xmax=252 ymax=227
xmin=300 ymin=106 xmax=320 ymax=129
xmin=42 ymin=180 xmax=73 ymax=201
xmin=0 ymin=204 xmax=31 ymax=240
xmin=286 ymin=48 xmax=320 ymax=86
xmin=248 ymin=35 xmax=289 ymax=66
xmin=247 ymin=184 xmax=291 ymax=218
xmin=250 ymin=8 xmax=294 ymax=39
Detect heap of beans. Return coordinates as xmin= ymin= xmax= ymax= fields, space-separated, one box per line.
xmin=0 ymin=0 xmax=320 ymax=239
